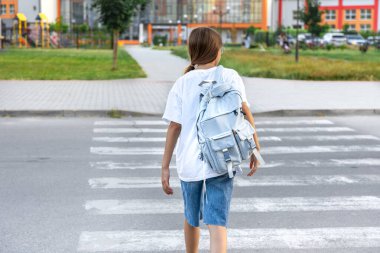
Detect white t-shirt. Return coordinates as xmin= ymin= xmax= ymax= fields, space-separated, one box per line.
xmin=162 ymin=66 xmax=250 ymax=182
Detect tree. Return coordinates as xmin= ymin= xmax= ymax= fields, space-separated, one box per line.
xmin=92 ymin=0 xmax=147 ymax=70
xmin=301 ymin=0 xmax=324 ymax=38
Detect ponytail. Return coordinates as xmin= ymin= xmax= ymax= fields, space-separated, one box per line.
xmin=184 ymin=64 xmax=195 ymax=74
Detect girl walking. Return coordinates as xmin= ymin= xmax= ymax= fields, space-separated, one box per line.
xmin=161 ymin=27 xmax=261 ymax=253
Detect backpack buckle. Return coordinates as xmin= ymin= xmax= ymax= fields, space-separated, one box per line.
xmin=222 ymin=149 xmax=231 ymax=162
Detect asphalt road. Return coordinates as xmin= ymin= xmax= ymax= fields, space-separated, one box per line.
xmin=1 ymin=116 xmax=380 ymax=253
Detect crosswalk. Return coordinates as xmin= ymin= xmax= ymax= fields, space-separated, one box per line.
xmin=78 ymin=118 xmax=380 ymax=252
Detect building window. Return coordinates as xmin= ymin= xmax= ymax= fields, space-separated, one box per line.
xmin=9 ymin=4 xmax=15 ymax=14
xmin=330 ymin=24 xmax=335 ymax=29
xmin=348 ymin=24 xmax=356 ymax=31
xmin=360 ymin=9 xmax=371 ymax=20
xmin=293 ymin=10 xmax=301 ymax=20
xmin=1 ymin=4 xmax=6 ymax=15
xmin=345 ymin=9 xmax=356 ymax=20
xmin=360 ymin=24 xmax=371 ymax=31
xmin=325 ymin=10 xmax=336 ymax=20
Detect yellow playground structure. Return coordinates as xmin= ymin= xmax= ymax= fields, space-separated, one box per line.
xmin=13 ymin=13 xmax=27 ymax=48
xmin=13 ymin=13 xmax=50 ymax=48
xmin=35 ymin=13 xmax=50 ymax=48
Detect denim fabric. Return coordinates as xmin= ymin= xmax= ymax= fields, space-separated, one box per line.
xmin=180 ymin=171 xmax=235 ymax=227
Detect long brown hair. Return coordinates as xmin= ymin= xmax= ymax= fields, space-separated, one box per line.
xmin=184 ymin=27 xmax=223 ymax=74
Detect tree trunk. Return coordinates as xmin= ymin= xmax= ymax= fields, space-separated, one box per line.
xmin=110 ymin=32 xmax=113 ymax=50
xmin=112 ymin=30 xmax=119 ymax=70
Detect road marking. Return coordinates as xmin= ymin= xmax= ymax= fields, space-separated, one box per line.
xmin=330 ymin=158 xmax=380 ymax=166
xmin=92 ymin=136 xmax=282 ymax=142
xmin=89 ymin=158 xmax=380 ymax=170
xmin=77 ymin=227 xmax=380 ymax=251
xmin=88 ymin=174 xmax=380 ymax=189
xmin=92 ymin=134 xmax=380 ymax=143
xmin=94 ymin=119 xmax=334 ymax=126
xmin=93 ymin=137 xmax=167 ymax=143
xmin=263 ymin=145 xmax=380 ymax=154
xmin=90 ymin=145 xmax=380 ymax=155
xmin=89 ymin=161 xmax=177 ymax=170
xmin=93 ymin=126 xmax=354 ymax=134
xmin=95 ymin=120 xmax=168 ymax=126
xmin=85 ymin=196 xmax=380 ymax=214
xmin=280 ymin=134 xmax=380 ymax=141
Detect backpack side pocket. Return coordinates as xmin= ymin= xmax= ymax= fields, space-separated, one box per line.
xmin=233 ymin=122 xmax=257 ymax=161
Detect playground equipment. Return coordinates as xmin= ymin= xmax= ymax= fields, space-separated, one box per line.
xmin=13 ymin=13 xmax=28 ymax=48
xmin=35 ymin=13 xmax=50 ymax=48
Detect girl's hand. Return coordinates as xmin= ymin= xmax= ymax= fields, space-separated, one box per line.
xmin=161 ymin=168 xmax=173 ymax=195
xmin=248 ymin=153 xmax=259 ymax=176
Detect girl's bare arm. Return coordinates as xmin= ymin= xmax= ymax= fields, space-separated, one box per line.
xmin=242 ymin=102 xmax=261 ymax=150
xmin=161 ymin=121 xmax=182 ymax=195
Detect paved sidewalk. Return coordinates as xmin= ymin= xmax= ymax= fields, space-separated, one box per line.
xmin=125 ymin=46 xmax=188 ymax=81
xmin=0 ymin=46 xmax=379 ymax=117
xmin=0 ymin=79 xmax=172 ymax=116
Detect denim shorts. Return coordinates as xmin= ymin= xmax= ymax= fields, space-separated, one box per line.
xmin=180 ymin=171 xmax=235 ymax=227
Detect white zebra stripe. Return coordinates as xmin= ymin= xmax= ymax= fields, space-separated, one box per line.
xmin=92 ymin=135 xmax=379 ymax=143
xmin=93 ymin=119 xmax=334 ymax=126
xmin=281 ymin=134 xmax=380 ymax=141
xmin=330 ymin=158 xmax=380 ymax=166
xmin=84 ymin=196 xmax=380 ymax=214
xmin=95 ymin=120 xmax=167 ymax=126
xmin=89 ymin=158 xmax=380 ymax=170
xmin=90 ymin=145 xmax=380 ymax=155
xmin=77 ymin=227 xmax=380 ymax=251
xmin=92 ymin=136 xmax=282 ymax=142
xmin=93 ymin=126 xmax=354 ymax=134
xmin=89 ymin=161 xmax=177 ymax=170
xmin=88 ymin=174 xmax=380 ymax=189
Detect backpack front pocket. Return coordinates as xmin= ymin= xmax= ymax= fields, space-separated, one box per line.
xmin=206 ymin=131 xmax=242 ymax=174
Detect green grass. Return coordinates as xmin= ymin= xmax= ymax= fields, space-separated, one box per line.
xmin=265 ymin=47 xmax=380 ymax=63
xmin=171 ymin=46 xmax=380 ymax=81
xmin=0 ymin=48 xmax=146 ymax=80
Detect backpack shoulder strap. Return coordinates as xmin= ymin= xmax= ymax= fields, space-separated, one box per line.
xmin=214 ymin=65 xmax=224 ymax=84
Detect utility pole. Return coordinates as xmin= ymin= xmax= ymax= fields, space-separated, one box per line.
xmin=213 ymin=5 xmax=230 ymax=36
xmin=0 ymin=0 xmax=2 ymax=49
xmin=0 ymin=17 xmax=2 ymax=49
xmin=295 ymin=0 xmax=300 ymax=63
xmin=183 ymin=14 xmax=188 ymax=43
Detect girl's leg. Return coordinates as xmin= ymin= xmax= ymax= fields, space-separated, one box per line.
xmin=208 ymin=224 xmax=227 ymax=253
xmin=184 ymin=219 xmax=200 ymax=253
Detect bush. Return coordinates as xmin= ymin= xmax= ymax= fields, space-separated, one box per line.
xmin=224 ymin=43 xmax=242 ymax=48
xmin=360 ymin=30 xmax=377 ymax=39
xmin=79 ymin=24 xmax=89 ymax=33
xmin=325 ymin=43 xmax=335 ymax=51
xmin=359 ymin=44 xmax=369 ymax=53
xmin=301 ymin=43 xmax=308 ymax=50
xmin=254 ymin=31 xmax=276 ymax=47
xmin=50 ymin=22 xmax=69 ymax=33
xmin=246 ymin=26 xmax=257 ymax=36
xmin=283 ymin=28 xmax=308 ymax=37
xmin=338 ymin=44 xmax=347 ymax=50
xmin=153 ymin=34 xmax=168 ymax=46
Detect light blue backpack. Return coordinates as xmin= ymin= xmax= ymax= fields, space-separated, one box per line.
xmin=196 ymin=65 xmax=264 ymax=178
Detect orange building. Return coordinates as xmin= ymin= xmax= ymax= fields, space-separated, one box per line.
xmin=0 ymin=0 xmax=18 ymax=19
xmin=143 ymin=0 xmax=268 ymax=45
xmin=320 ymin=0 xmax=379 ymax=32
xmin=274 ymin=0 xmax=379 ymax=32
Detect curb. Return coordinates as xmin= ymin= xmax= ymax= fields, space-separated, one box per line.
xmin=1 ymin=109 xmax=379 ymax=118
